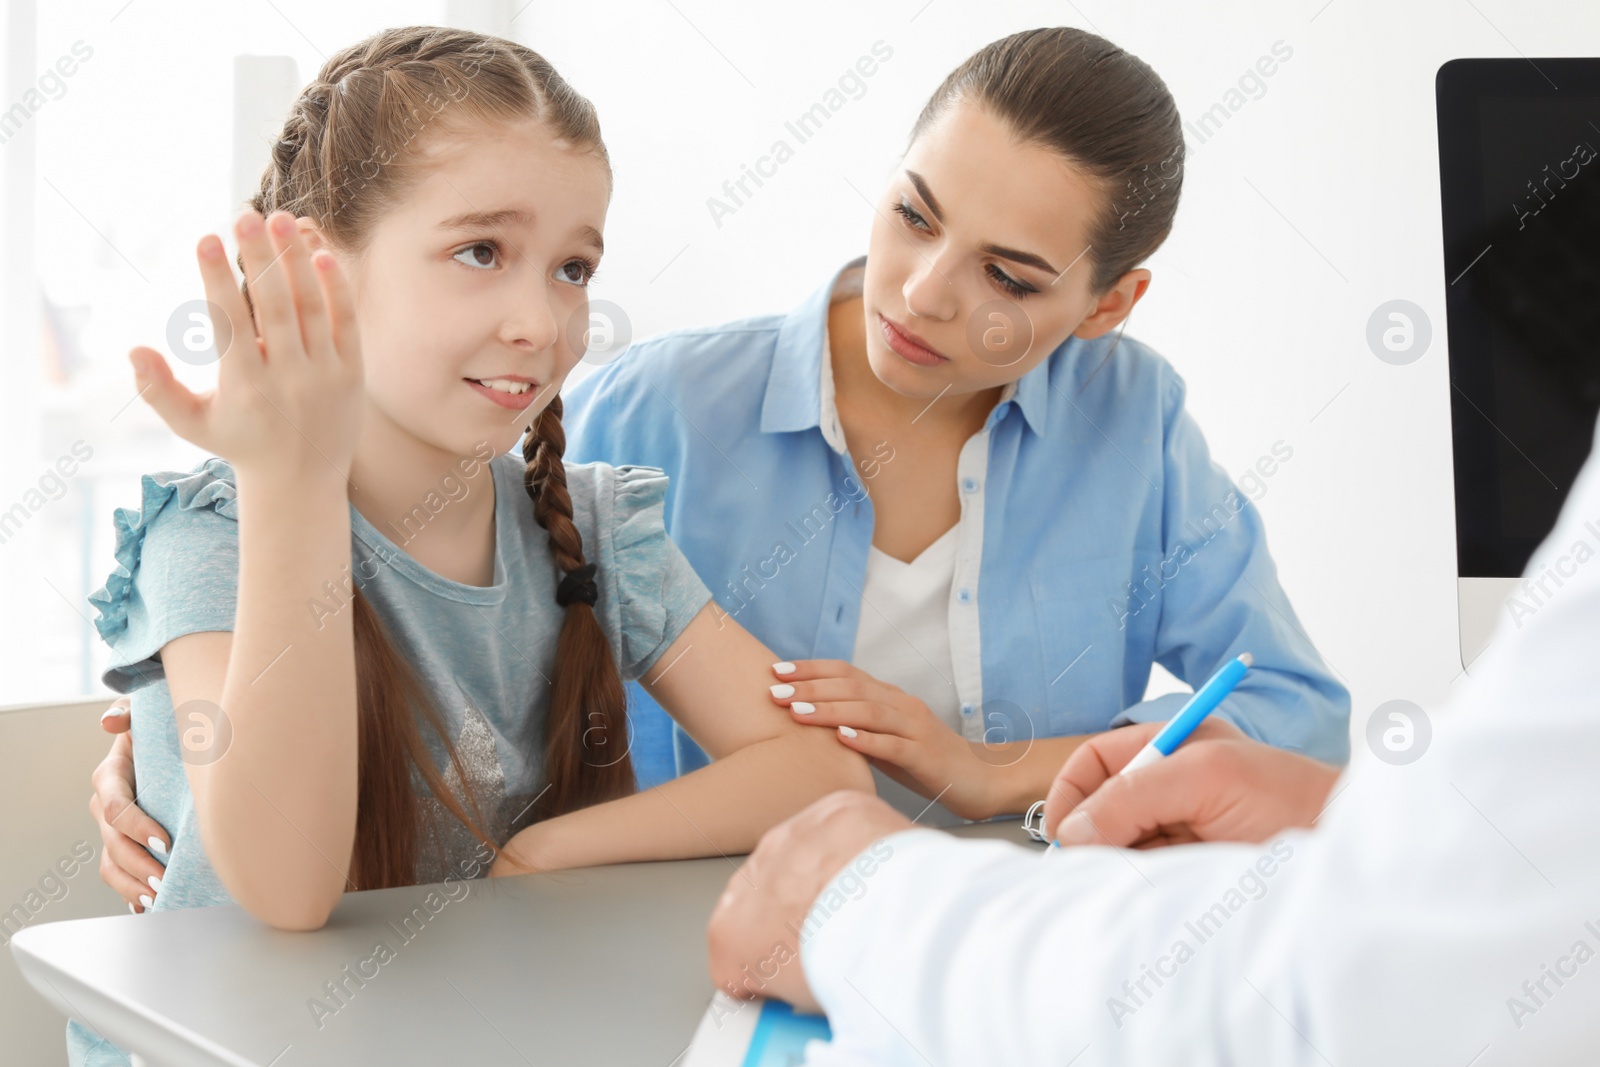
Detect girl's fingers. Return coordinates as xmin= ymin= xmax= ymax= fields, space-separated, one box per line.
xmin=234 ymin=210 xmax=305 ymax=364
xmin=266 ymin=214 xmax=333 ymax=360
xmin=310 ymin=248 xmax=363 ymax=373
xmin=191 ymin=233 xmax=260 ymax=384
xmin=129 ymin=347 xmax=208 ymax=443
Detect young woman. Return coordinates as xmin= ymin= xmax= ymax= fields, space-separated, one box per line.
xmin=67 ymin=26 xmax=868 ymax=1067
xmin=560 ymin=27 xmax=1351 ymax=820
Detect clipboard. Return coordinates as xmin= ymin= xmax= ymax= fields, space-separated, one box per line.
xmin=682 ymin=991 xmax=833 ymax=1066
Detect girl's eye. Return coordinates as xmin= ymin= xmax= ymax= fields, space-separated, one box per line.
xmin=453 ymin=241 xmax=500 ymax=270
xmin=987 ymin=263 xmax=1037 ymax=299
xmin=556 ymin=258 xmax=598 ymax=287
xmin=892 ymin=199 xmax=930 ymax=231
xmin=451 ymin=243 xmax=598 ymax=287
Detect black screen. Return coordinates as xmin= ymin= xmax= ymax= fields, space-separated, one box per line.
xmin=1438 ymin=59 xmax=1600 ymax=576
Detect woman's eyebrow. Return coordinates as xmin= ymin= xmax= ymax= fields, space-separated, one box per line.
xmin=907 ymin=169 xmax=1058 ymax=276
xmin=906 ymin=170 xmax=945 ymax=222
xmin=979 ymin=241 xmax=1057 ymax=276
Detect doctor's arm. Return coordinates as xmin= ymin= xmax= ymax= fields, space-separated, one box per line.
xmin=710 ymin=762 xmax=1576 ymax=1067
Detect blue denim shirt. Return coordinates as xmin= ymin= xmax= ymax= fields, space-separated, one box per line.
xmin=565 ymin=259 xmax=1350 ymax=773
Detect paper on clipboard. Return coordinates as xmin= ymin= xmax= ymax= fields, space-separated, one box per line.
xmin=682 ymin=991 xmax=833 ymax=1066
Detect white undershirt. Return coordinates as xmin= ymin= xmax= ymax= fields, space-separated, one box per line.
xmin=820 ymin=263 xmax=1014 ymax=750
xmin=852 ymin=525 xmax=963 ymax=733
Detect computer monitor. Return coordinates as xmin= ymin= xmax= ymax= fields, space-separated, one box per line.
xmin=1437 ymin=57 xmax=1600 ymax=672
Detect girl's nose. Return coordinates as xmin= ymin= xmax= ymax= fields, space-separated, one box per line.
xmin=506 ymin=286 xmax=561 ymax=352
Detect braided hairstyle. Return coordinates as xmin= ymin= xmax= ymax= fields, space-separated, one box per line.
xmin=237 ymin=26 xmax=627 ymax=889
xmin=523 ymin=396 xmax=634 ymax=820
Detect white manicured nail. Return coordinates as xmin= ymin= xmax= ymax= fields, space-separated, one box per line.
xmin=128 ymin=902 xmax=136 ymax=914
xmin=772 ymin=662 xmax=796 ymax=675
xmin=791 ymin=702 xmax=815 ymax=715
xmin=138 ymin=894 xmax=154 ymax=910
xmin=769 ymin=684 xmax=795 ymax=699
xmin=148 ymin=875 xmax=163 ymax=894
xmin=839 ymin=726 xmax=858 ymax=738
xmin=147 ymin=837 xmax=167 ymax=857
xmin=101 ymin=706 xmax=128 ymax=722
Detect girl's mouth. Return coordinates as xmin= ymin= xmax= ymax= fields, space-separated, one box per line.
xmin=466 ymin=377 xmax=540 ymax=409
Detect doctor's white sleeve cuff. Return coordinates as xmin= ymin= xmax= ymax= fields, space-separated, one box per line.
xmin=797 ymin=827 xmax=1042 ymax=1066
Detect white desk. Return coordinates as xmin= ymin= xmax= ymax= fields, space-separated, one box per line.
xmin=11 ymin=820 xmax=1029 ymax=1065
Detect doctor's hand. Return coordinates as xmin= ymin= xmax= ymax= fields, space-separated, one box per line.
xmin=767 ymin=660 xmax=1006 ymax=820
xmin=707 ymin=791 xmax=912 ymax=1014
xmin=1042 ymin=719 xmax=1343 ymax=849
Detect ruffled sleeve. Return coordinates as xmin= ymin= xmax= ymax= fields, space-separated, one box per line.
xmin=601 ymin=464 xmax=713 ymax=681
xmin=86 ymin=458 xmax=243 ymax=693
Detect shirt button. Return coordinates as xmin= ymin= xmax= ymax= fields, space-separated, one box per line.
xmin=961 ymin=703 xmax=974 ymax=717
xmin=961 ymin=477 xmax=978 ymax=493
xmin=957 ymin=587 xmax=972 ymax=604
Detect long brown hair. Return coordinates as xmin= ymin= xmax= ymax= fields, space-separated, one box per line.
xmin=238 ymin=26 xmax=632 ymax=889
xmin=910 ymin=27 xmax=1186 ymax=298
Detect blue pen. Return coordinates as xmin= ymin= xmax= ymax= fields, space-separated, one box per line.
xmin=1048 ymin=652 xmax=1252 ymax=848
xmin=1120 ymin=652 xmax=1252 ymax=775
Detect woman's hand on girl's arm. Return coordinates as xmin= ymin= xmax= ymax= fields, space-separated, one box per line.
xmin=762 ymin=660 xmax=1091 ymax=821
xmin=763 ymin=660 xmax=986 ymax=818
xmin=489 ymin=605 xmax=875 ymax=874
xmin=760 ymin=666 xmax=1259 ymax=820
xmin=89 ymin=698 xmax=170 ymax=912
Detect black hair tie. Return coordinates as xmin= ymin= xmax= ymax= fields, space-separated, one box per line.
xmin=555 ymin=562 xmax=599 ymax=608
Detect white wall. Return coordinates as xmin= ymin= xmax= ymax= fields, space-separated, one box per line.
xmin=9 ymin=0 xmax=1599 ymax=729
xmin=541 ymin=0 xmax=1599 ymax=739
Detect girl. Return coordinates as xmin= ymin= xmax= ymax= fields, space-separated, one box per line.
xmin=561 ymin=26 xmax=1351 ymax=820
xmin=69 ymin=26 xmax=868 ymax=1067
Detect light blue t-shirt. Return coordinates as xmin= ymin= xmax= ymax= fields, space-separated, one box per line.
xmin=69 ymin=453 xmax=711 ymax=1066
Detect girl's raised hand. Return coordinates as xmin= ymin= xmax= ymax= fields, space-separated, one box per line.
xmin=129 ymin=210 xmax=364 ymax=483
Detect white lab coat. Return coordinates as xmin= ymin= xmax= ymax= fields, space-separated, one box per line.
xmin=801 ymin=423 xmax=1600 ymax=1066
